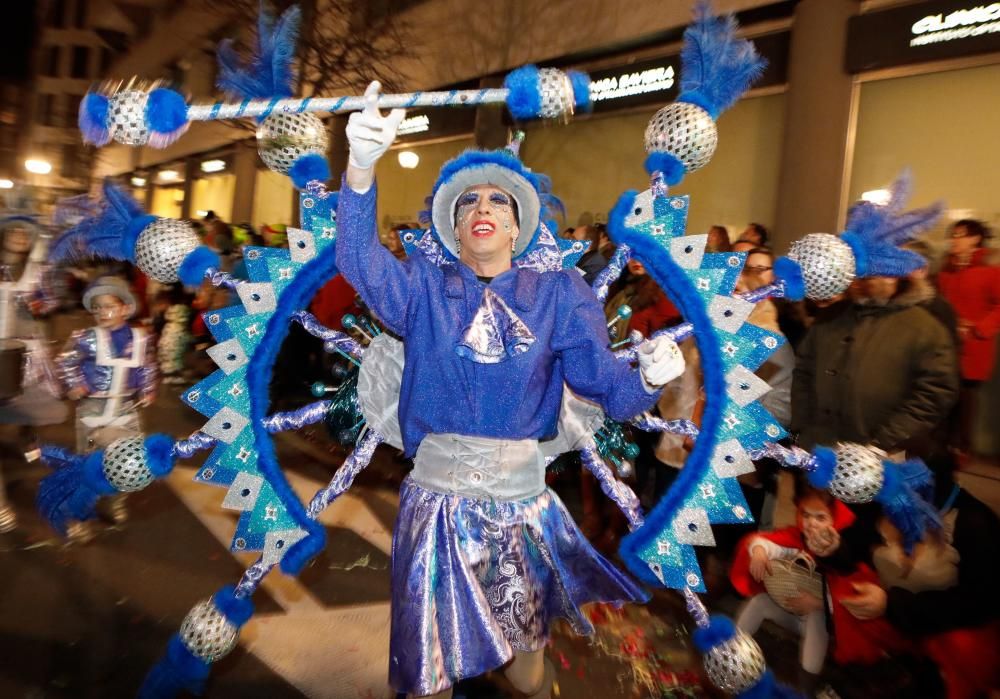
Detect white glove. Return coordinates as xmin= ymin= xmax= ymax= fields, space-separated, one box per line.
xmin=637 ymin=335 xmax=685 ymax=392
xmin=346 ymin=81 xmax=405 ymax=170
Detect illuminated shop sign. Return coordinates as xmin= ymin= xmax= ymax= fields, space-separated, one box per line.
xmin=590 ymin=65 xmax=676 ymax=102
xmin=910 ymin=3 xmax=1000 ymax=46
xmin=848 ymin=1 xmax=1000 ymax=72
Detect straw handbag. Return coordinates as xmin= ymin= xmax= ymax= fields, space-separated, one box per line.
xmin=763 ymin=552 xmax=823 ymax=613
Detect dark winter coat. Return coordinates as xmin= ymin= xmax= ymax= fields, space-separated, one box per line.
xmin=791 ymin=279 xmax=959 ymax=455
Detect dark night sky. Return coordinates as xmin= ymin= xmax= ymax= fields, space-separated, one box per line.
xmin=1 ymin=2 xmax=39 ymax=82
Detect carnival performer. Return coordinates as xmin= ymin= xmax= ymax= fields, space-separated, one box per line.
xmin=0 ymin=217 xmax=67 ymax=533
xmin=337 ymin=83 xmax=685 ymax=699
xmin=56 ymin=276 xmax=158 ymax=526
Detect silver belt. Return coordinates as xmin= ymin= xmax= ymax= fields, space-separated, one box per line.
xmin=411 ymin=433 xmax=545 ymax=501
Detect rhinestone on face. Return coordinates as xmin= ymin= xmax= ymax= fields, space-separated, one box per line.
xmin=703 ymin=629 xmax=766 ymax=694
xmin=179 ymin=599 xmax=239 ymax=662
xmin=787 ymin=233 xmax=857 ymax=300
xmin=256 ymin=113 xmax=329 ymax=175
xmin=644 ymin=101 xmax=718 ymax=173
xmin=830 ymin=443 xmax=885 ymax=504
xmin=109 ymin=90 xmax=150 ymax=146
xmin=102 ymin=437 xmax=154 ymax=492
xmin=134 ymin=219 xmax=201 ymax=283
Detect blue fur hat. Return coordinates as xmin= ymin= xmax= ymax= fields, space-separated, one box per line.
xmin=427 ymin=149 xmax=556 ymax=259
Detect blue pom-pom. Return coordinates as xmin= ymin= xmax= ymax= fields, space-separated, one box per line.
xmin=279 ymin=528 xmax=327 ymax=575
xmin=773 ymin=256 xmax=805 ymax=301
xmin=840 ymin=232 xmax=868 ymax=276
xmin=145 ymin=88 xmax=189 ymax=147
xmin=692 ymin=615 xmax=737 ymax=652
xmin=567 ymin=70 xmax=592 ymax=112
xmin=137 ymin=636 xmax=210 ymax=699
xmin=504 ymin=65 xmax=543 ymax=120
xmin=178 ymin=246 xmax=221 ymax=288
xmin=289 ymin=153 xmax=330 ymax=189
xmin=144 ymin=434 xmax=176 ymax=479
xmin=212 ymin=584 xmax=255 ymax=627
xmin=79 ymin=93 xmax=111 ymax=146
xmin=739 ymin=669 xmax=803 ymax=699
xmin=644 ymin=151 xmax=687 ymax=184
xmin=807 ymin=446 xmax=837 ymax=489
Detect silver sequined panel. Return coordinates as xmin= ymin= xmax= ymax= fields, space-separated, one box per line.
xmin=787 ymin=233 xmax=856 ymax=301
xmin=831 ymin=443 xmax=885 ymax=504
xmin=644 ymin=102 xmax=718 ymax=173
xmin=134 ymin=219 xmax=201 ymax=283
xmin=109 ymin=91 xmax=150 ymax=146
xmin=179 ymin=599 xmax=239 ymax=662
xmin=703 ymin=629 xmax=766 ymax=694
xmin=537 ymin=68 xmax=573 ymax=120
xmin=256 ymin=113 xmax=329 ymax=175
xmin=102 ymin=436 xmax=154 ymax=492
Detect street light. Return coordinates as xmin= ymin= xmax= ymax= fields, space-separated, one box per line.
xmin=201 ymin=159 xmax=226 ymax=173
xmin=131 ymin=176 xmax=147 ymax=187
xmin=397 ymin=150 xmax=419 ymax=169
xmin=24 ymin=159 xmax=52 ymax=175
xmin=0 ymin=179 xmax=13 ymax=189
xmin=159 ymin=169 xmax=180 ymax=182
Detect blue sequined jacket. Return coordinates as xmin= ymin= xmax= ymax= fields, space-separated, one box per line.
xmin=336 ymin=181 xmax=657 ymax=456
xmin=57 ymin=325 xmax=158 ymax=401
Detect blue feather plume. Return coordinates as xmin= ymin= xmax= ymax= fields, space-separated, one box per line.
xmin=50 ymin=181 xmax=151 ymax=265
xmin=875 ymin=459 xmax=942 ymax=554
xmin=36 ymin=446 xmax=114 ymax=534
xmin=842 ymin=169 xmax=944 ymax=277
xmin=678 ymin=0 xmax=768 ymax=118
xmin=216 ymin=3 xmax=302 ymax=100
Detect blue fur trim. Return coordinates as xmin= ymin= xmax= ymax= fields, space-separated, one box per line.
xmin=123 ymin=214 xmax=157 ymax=259
xmin=504 ymin=65 xmax=543 ymax=120
xmin=146 ymin=88 xmax=189 ymax=141
xmin=36 ymin=447 xmax=114 ymax=533
xmin=808 ymin=446 xmax=837 ymax=489
xmin=840 ymin=233 xmax=868 ymax=277
xmin=677 ymin=90 xmax=717 ymax=117
xmin=611 ymin=189 xmax=728 ymax=586
xmin=692 ymin=615 xmax=737 ymax=651
xmin=244 ymin=235 xmax=332 ymax=575
xmin=137 ymin=635 xmax=210 ymax=699
xmin=178 ymin=246 xmax=221 ymax=287
xmin=212 ymin=584 xmax=255 ymax=626
xmin=644 ymin=151 xmax=687 ymax=184
xmin=773 ymin=257 xmax=805 ymax=301
xmin=679 ymin=2 xmax=767 ymax=118
xmin=216 ymin=5 xmax=302 ymax=100
xmin=568 ymin=70 xmax=592 ymax=112
xmin=289 ymin=153 xmax=330 ymax=189
xmin=145 ymin=434 xmax=176 ymax=478
xmin=740 ymin=670 xmax=803 ymax=699
xmin=875 ymin=461 xmax=942 ymax=554
xmin=79 ymin=93 xmax=111 ymax=146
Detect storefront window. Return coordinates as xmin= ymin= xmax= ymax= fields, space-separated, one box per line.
xmin=191 ymin=173 xmax=236 ymax=223
xmin=252 ymin=168 xmax=295 ymax=231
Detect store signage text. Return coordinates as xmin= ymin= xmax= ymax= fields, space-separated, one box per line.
xmin=910 ymin=3 xmax=1000 ymax=46
xmin=590 ymin=65 xmax=675 ymax=103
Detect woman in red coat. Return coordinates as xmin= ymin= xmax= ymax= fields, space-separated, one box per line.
xmin=937 ymin=219 xmax=1000 ymax=454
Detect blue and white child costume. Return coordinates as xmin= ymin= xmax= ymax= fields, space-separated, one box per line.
xmin=335 ymin=151 xmax=657 ymax=695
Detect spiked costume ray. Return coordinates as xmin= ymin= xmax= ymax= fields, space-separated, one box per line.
xmin=39 ymin=2 xmax=951 ymax=697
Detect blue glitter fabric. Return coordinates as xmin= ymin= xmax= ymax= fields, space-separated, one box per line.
xmin=390 ymin=477 xmax=648 ymax=695
xmin=336 ymin=181 xmax=656 ymax=456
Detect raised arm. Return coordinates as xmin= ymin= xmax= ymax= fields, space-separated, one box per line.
xmin=336 ymin=81 xmax=411 ymax=335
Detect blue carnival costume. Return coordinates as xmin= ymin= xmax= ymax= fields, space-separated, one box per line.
xmin=336 ymin=155 xmax=656 ymax=694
